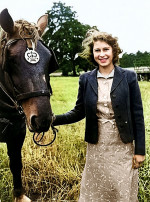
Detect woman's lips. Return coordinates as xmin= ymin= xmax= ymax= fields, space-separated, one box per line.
xmin=100 ymin=58 xmax=107 ymax=63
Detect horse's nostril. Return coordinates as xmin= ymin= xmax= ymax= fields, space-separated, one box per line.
xmin=31 ymin=115 xmax=38 ymax=129
xmin=30 ymin=115 xmax=51 ymax=132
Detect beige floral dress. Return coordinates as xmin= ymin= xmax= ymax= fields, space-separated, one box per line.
xmin=78 ymin=76 xmax=138 ymax=202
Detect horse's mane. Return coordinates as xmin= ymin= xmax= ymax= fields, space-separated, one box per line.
xmin=0 ymin=28 xmax=5 ymax=41
xmin=0 ymin=19 xmax=40 ymax=44
xmin=14 ymin=20 xmax=40 ymax=41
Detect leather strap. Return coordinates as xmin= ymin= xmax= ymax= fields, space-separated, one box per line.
xmin=16 ymin=90 xmax=50 ymax=101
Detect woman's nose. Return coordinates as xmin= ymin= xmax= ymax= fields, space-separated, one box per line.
xmin=99 ymin=51 xmax=105 ymax=57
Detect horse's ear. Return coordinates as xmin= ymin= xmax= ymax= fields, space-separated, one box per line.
xmin=37 ymin=14 xmax=48 ymax=36
xmin=49 ymin=49 xmax=59 ymax=74
xmin=0 ymin=8 xmax=14 ymax=33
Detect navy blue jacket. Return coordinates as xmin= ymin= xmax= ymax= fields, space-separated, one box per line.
xmin=54 ymin=66 xmax=145 ymax=155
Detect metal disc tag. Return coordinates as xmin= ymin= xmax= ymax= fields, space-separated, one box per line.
xmin=25 ymin=49 xmax=40 ymax=64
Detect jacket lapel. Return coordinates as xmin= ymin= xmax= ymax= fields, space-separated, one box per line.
xmin=87 ymin=66 xmax=125 ymax=95
xmin=87 ymin=68 xmax=98 ymax=95
xmin=111 ymin=66 xmax=125 ymax=93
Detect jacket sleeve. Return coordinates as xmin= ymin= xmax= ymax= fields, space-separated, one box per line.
xmin=128 ymin=71 xmax=145 ymax=155
xmin=53 ymin=74 xmax=85 ymax=126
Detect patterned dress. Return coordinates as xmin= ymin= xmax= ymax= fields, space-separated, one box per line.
xmin=78 ymin=76 xmax=138 ymax=202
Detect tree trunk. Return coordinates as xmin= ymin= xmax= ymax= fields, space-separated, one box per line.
xmin=72 ymin=61 xmax=77 ymax=76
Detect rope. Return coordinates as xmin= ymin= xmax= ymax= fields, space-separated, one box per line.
xmin=33 ymin=125 xmax=58 ymax=146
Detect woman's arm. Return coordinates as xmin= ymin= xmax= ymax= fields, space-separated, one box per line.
xmin=128 ymin=71 xmax=145 ymax=155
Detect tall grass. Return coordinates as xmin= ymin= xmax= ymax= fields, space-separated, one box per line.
xmin=0 ymin=78 xmax=150 ymax=201
xmin=137 ymin=82 xmax=150 ymax=202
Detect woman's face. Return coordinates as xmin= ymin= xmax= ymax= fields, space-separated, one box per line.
xmin=93 ymin=40 xmax=114 ymax=69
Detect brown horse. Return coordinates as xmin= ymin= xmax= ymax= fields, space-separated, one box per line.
xmin=0 ymin=9 xmax=58 ymax=201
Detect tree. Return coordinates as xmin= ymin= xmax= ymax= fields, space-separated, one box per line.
xmin=120 ymin=51 xmax=150 ymax=68
xmin=120 ymin=53 xmax=136 ymax=67
xmin=134 ymin=51 xmax=150 ymax=67
xmin=42 ymin=2 xmax=91 ymax=75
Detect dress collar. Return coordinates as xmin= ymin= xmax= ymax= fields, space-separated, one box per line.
xmin=97 ymin=69 xmax=114 ymax=79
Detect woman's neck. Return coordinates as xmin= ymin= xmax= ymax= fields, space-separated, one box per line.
xmin=99 ymin=65 xmax=114 ymax=76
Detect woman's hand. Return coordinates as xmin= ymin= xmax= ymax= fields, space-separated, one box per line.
xmin=132 ymin=155 xmax=145 ymax=169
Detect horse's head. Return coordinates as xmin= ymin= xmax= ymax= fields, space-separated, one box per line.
xmin=0 ymin=9 xmax=58 ymax=133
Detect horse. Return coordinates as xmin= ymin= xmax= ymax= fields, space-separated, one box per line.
xmin=0 ymin=9 xmax=58 ymax=201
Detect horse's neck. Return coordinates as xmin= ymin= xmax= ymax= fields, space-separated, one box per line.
xmin=0 ymin=65 xmax=16 ymax=101
xmin=0 ymin=66 xmax=18 ymax=118
xmin=0 ymin=67 xmax=11 ymax=91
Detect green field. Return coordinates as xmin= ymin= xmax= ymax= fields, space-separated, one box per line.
xmin=0 ymin=77 xmax=150 ymax=201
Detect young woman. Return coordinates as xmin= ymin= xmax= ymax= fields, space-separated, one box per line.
xmin=53 ymin=30 xmax=145 ymax=201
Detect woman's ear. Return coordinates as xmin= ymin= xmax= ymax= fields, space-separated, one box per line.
xmin=37 ymin=14 xmax=48 ymax=36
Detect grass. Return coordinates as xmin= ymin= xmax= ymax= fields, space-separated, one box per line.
xmin=0 ymin=77 xmax=150 ymax=201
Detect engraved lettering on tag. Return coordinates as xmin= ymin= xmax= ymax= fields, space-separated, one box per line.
xmin=25 ymin=49 xmax=40 ymax=64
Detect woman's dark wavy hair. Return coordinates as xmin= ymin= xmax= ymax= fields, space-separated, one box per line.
xmin=79 ymin=29 xmax=122 ymax=66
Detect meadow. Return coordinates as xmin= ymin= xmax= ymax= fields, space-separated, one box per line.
xmin=0 ymin=77 xmax=150 ymax=202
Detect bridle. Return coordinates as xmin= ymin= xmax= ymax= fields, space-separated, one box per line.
xmin=0 ymin=37 xmax=58 ymax=146
xmin=0 ymin=79 xmax=57 ymax=147
xmin=1 ymin=37 xmax=52 ymax=109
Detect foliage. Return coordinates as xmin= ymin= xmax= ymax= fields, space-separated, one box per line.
xmin=0 ymin=144 xmax=13 ymax=201
xmin=120 ymin=51 xmax=150 ymax=67
xmin=42 ymin=2 xmax=93 ymax=76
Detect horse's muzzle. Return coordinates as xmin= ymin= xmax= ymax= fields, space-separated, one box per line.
xmin=30 ymin=114 xmax=52 ymax=133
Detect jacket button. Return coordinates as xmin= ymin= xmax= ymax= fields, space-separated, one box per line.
xmin=112 ymin=94 xmax=116 ymax=98
xmin=125 ymin=121 xmax=127 ymax=124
